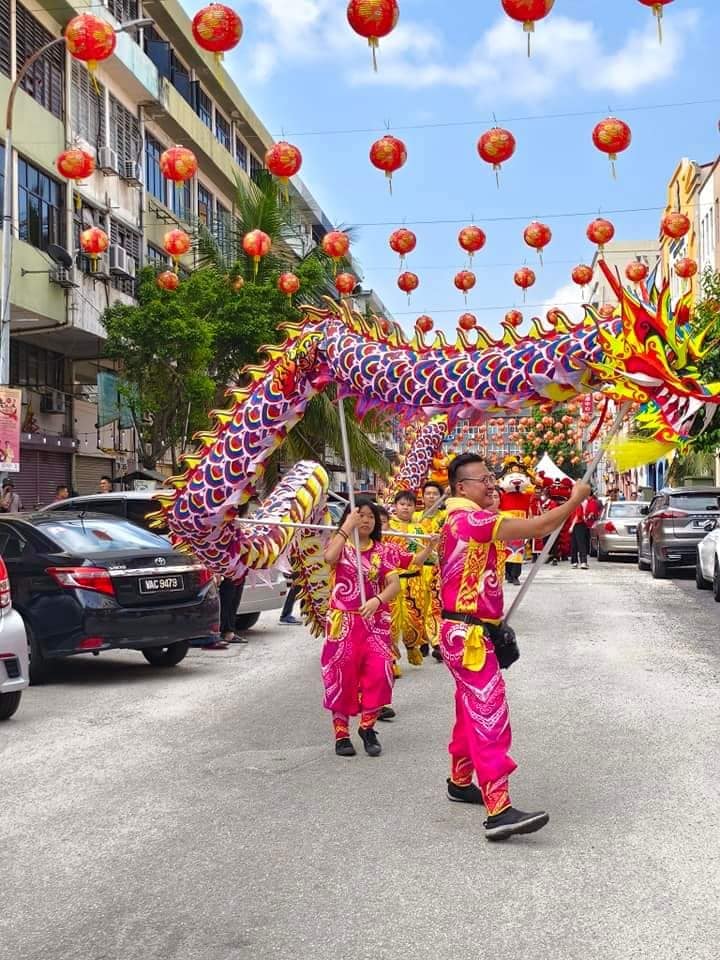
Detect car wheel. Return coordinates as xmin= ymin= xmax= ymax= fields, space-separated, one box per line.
xmin=637 ymin=539 xmax=650 ymax=571
xmin=651 ymin=543 xmax=667 ymax=580
xmin=713 ymin=561 xmax=720 ymax=603
xmin=696 ymin=552 xmax=711 ymax=590
xmin=142 ymin=641 xmax=190 ymax=667
xmin=26 ymin=621 xmax=51 ymax=685
xmin=235 ymin=611 xmax=261 ymax=631
xmin=597 ymin=547 xmax=608 ymax=562
xmin=589 ymin=539 xmax=597 ymax=558
xmin=0 ymin=691 xmax=22 ymax=721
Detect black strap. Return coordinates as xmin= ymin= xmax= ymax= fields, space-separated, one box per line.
xmin=441 ymin=610 xmax=494 ymax=628
xmin=399 ymin=571 xmax=420 ymax=580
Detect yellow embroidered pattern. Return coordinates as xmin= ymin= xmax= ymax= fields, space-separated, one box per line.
xmin=456 ymin=538 xmax=491 ymax=614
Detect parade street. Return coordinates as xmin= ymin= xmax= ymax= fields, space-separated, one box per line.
xmin=3 ymin=560 xmax=719 ymax=960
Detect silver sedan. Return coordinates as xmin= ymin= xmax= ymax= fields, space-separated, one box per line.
xmin=590 ymin=501 xmax=645 ymax=561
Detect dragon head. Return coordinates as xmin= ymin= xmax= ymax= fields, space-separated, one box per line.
xmin=586 ymin=260 xmax=720 ymax=442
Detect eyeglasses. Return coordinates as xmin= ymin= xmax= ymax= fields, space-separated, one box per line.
xmin=458 ymin=475 xmax=496 ymax=485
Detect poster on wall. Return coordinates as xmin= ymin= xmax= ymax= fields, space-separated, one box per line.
xmin=0 ymin=388 xmax=22 ymax=472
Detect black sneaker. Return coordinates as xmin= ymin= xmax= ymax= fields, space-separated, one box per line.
xmin=446 ymin=778 xmax=484 ymax=805
xmin=431 ymin=647 xmax=443 ymax=662
xmin=420 ymin=643 xmax=430 ymax=657
xmin=377 ymin=706 xmax=396 ymax=722
xmin=484 ymin=806 xmax=549 ymax=841
xmin=334 ymin=738 xmax=356 ymax=757
xmin=358 ymin=726 xmax=382 ymax=757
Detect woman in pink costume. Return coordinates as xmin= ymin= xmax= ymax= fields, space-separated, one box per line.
xmin=440 ymin=453 xmax=589 ymax=840
xmin=322 ymin=497 xmax=436 ymax=758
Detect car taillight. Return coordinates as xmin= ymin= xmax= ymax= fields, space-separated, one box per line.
xmin=604 ymin=521 xmax=617 ymax=533
xmin=656 ymin=509 xmax=688 ymax=520
xmin=195 ymin=566 xmax=213 ymax=587
xmin=0 ymin=556 xmax=11 ymax=610
xmin=47 ymin=567 xmax=116 ymax=596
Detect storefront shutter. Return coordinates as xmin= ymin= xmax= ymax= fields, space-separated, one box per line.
xmin=13 ymin=450 xmax=72 ymax=511
xmin=74 ymin=455 xmax=115 ymax=496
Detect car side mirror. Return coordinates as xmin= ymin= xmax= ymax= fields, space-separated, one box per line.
xmin=639 ymin=506 xmax=649 ymax=515
xmin=704 ymin=519 xmax=718 ymax=533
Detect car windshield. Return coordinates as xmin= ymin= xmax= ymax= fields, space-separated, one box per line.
xmin=36 ymin=518 xmax=171 ymax=553
xmin=609 ymin=503 xmax=642 ymax=517
xmin=669 ymin=494 xmax=720 ymax=512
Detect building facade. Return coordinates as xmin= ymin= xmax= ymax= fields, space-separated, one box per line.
xmin=0 ymin=0 xmax=359 ymax=507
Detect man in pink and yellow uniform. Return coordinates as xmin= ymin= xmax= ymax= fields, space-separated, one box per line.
xmin=439 ymin=453 xmax=589 ymax=841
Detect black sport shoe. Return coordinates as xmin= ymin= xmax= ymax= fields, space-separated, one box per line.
xmin=334 ymin=738 xmax=356 ymax=757
xmin=431 ymin=646 xmax=443 ymax=662
xmin=358 ymin=726 xmax=382 ymax=757
xmin=377 ymin=706 xmax=396 ymax=722
xmin=420 ymin=643 xmax=430 ymax=657
xmin=484 ymin=806 xmax=549 ymax=841
xmin=446 ymin=778 xmax=484 ymax=805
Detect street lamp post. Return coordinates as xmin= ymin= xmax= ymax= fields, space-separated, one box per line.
xmin=0 ymin=18 xmax=152 ymax=386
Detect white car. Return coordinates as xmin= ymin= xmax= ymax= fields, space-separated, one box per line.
xmin=0 ymin=556 xmax=28 ymax=721
xmin=695 ymin=520 xmax=720 ymax=599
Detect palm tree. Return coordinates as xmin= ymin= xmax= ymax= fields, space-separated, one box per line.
xmin=196 ymin=170 xmax=392 ymax=488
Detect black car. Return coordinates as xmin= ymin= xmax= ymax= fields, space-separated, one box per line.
xmin=0 ymin=512 xmax=220 ymax=683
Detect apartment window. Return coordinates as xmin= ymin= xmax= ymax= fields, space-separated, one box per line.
xmin=74 ymin=200 xmax=106 ymax=274
xmin=215 ymin=111 xmax=231 ymax=151
xmin=144 ymin=25 xmax=171 ymax=79
xmin=172 ymin=180 xmax=192 ymax=223
xmin=235 ymin=137 xmax=247 ymax=171
xmin=197 ymin=185 xmax=213 ymax=227
xmin=16 ymin=3 xmax=65 ymax=120
xmin=249 ymin=153 xmax=262 ymax=180
xmin=146 ymin=243 xmax=169 ymax=268
xmin=215 ymin=201 xmax=232 ymax=259
xmin=110 ymin=219 xmax=140 ymax=296
xmin=70 ymin=61 xmax=105 ymax=149
xmin=144 ymin=134 xmax=166 ymax=205
xmin=195 ymin=86 xmax=212 ymax=129
xmin=18 ymin=158 xmax=64 ymax=252
xmin=10 ymin=341 xmax=63 ymax=390
xmin=0 ymin=0 xmax=10 ymax=78
xmin=107 ymin=0 xmax=138 ymax=24
xmin=171 ymin=52 xmax=192 ymax=105
xmin=110 ymin=95 xmax=141 ymax=165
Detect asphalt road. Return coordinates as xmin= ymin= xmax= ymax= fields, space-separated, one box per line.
xmin=2 ymin=560 xmax=720 ymax=960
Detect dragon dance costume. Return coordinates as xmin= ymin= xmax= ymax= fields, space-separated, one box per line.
xmin=322 ymin=541 xmax=412 ymax=740
xmin=412 ymin=508 xmax=446 ymax=653
xmin=386 ymin=517 xmax=426 ymax=667
xmin=439 ymin=499 xmax=515 ymax=816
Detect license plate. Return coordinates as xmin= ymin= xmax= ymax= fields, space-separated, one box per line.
xmin=627 ymin=526 xmax=636 ymax=534
xmin=138 ymin=575 xmax=184 ymax=594
xmin=693 ymin=519 xmax=709 ymax=528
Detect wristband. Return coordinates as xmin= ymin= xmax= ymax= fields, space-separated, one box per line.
xmin=338 ymin=530 xmax=349 ymax=541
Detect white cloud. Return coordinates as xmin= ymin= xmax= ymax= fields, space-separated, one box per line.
xmin=539 ymin=283 xmax=586 ymax=325
xmin=241 ymin=3 xmax=699 ymax=103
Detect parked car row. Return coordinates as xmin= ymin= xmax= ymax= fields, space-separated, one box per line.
xmin=636 ymin=487 xmax=720 ymax=580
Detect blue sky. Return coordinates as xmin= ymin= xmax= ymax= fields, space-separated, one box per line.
xmin=183 ymin=0 xmax=719 ymax=337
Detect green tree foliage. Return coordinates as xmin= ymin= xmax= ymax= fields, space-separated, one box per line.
xmin=687 ymin=268 xmax=720 ymax=455
xmin=518 ymin=405 xmax=584 ymax=479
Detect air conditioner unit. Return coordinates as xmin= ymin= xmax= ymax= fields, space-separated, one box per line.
xmin=109 ymin=244 xmax=134 ymax=277
xmin=120 ymin=161 xmax=142 ymax=186
xmin=40 ymin=389 xmax=66 ymax=414
xmin=98 ymin=146 xmax=119 ymax=176
xmin=92 ymin=255 xmax=111 ymax=279
xmin=49 ymin=267 xmax=78 ymax=289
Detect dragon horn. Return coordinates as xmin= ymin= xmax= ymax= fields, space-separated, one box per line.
xmin=597 ymin=258 xmax=623 ymax=300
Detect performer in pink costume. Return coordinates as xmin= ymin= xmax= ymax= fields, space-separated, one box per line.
xmin=440 ymin=453 xmax=589 ymax=841
xmin=323 ymin=497 xmax=436 ymax=758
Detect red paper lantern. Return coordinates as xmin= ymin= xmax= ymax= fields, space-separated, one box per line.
xmin=546 ymin=308 xmax=563 ymax=326
xmin=159 ymin=146 xmax=198 ymax=183
xmin=192 ymin=4 xmax=243 ymax=60
xmin=661 ymin=211 xmax=690 ymax=240
xmin=242 ymin=229 xmax=272 ymax=277
xmin=322 ymin=230 xmax=350 ymax=270
xmin=347 ymin=0 xmax=399 ymax=70
xmin=675 ymin=257 xmax=698 ymax=280
xmin=277 ymin=272 xmax=301 ymax=299
xmin=64 ymin=15 xmax=116 ymax=72
xmin=592 ymin=117 xmax=632 ymax=177
xmin=265 ymin=141 xmax=303 ymax=198
xmin=505 ymin=309 xmax=523 ymax=327
xmin=454 ymin=270 xmax=476 ymax=303
xmin=587 ymin=218 xmax=615 ymax=253
xmin=389 ymin=228 xmax=416 ymax=267
xmin=501 ymin=0 xmax=555 ymax=55
xmin=415 ymin=315 xmax=433 ymax=334
xmin=598 ymin=304 xmax=616 ymax=319
xmin=625 ymin=261 xmax=649 ymax=285
xmin=572 ymin=264 xmax=594 ymax=290
xmin=157 ymin=270 xmax=180 ymax=292
xmin=458 ymin=312 xmax=477 ymax=331
xmin=56 ymin=147 xmax=95 ymax=183
xmin=80 ymin=226 xmax=109 ymax=272
xmin=163 ymin=228 xmax=191 ymax=268
xmin=335 ymin=272 xmax=357 ymax=298
xmin=638 ymin=0 xmax=674 ymax=43
xmin=398 ymin=271 xmax=419 ymax=302
xmin=513 ymin=267 xmax=536 ymax=302
xmin=477 ymin=127 xmax=516 ymax=186
xmin=369 ymin=135 xmax=407 ymax=192
xmin=523 ymin=221 xmax=552 ymax=265
xmin=458 ymin=225 xmax=486 ymax=261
